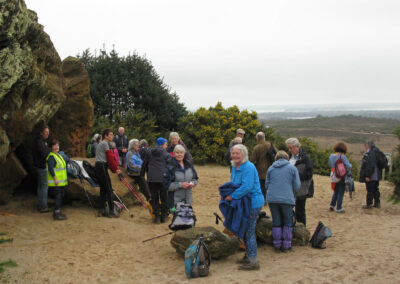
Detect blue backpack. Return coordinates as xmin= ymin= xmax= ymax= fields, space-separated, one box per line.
xmin=184 ymin=235 xmax=210 ymax=278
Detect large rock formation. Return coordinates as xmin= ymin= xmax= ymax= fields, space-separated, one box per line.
xmin=49 ymin=57 xmax=94 ymax=157
xmin=0 ymin=0 xmax=65 ymax=163
xmin=0 ymin=153 xmax=27 ymax=204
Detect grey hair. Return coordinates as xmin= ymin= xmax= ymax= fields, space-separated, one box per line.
xmin=365 ymin=139 xmax=375 ymax=148
xmin=275 ymin=150 xmax=289 ymax=161
xmin=233 ymin=137 xmax=242 ymax=144
xmin=169 ymin=132 xmax=180 ymax=141
xmin=230 ymin=144 xmax=249 ymax=166
xmin=256 ymin=132 xmax=265 ymax=140
xmin=109 ymin=141 xmax=116 ymax=149
xmin=128 ymin=139 xmax=139 ymax=151
xmin=139 ymin=139 xmax=148 ymax=147
xmin=173 ymin=144 xmax=186 ymax=154
xmin=285 ymin=137 xmax=301 ymax=148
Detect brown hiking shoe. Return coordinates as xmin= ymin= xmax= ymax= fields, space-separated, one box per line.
xmin=236 ymin=255 xmax=250 ymax=264
xmin=238 ymin=262 xmax=260 ymax=271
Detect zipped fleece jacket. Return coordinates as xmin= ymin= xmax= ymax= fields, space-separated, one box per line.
xmin=141 ymin=146 xmax=171 ymax=182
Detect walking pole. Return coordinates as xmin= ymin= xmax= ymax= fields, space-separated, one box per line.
xmin=142 ymin=231 xmax=174 ymax=243
xmin=113 ymin=190 xmax=134 ymax=218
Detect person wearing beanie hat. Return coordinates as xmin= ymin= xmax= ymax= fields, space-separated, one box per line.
xmin=141 ymin=137 xmax=171 ymax=224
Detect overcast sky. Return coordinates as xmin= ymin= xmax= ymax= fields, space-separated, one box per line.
xmin=24 ymin=0 xmax=400 ymax=111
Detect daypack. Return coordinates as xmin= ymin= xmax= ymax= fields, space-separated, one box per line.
xmin=82 ymin=160 xmax=99 ymax=184
xmin=310 ymin=221 xmax=332 ymax=249
xmin=66 ymin=160 xmax=83 ymax=179
xmin=334 ymin=155 xmax=346 ymax=178
xmin=184 ymin=235 xmax=211 ymax=279
xmin=169 ymin=202 xmax=196 ymax=231
xmin=376 ymin=149 xmax=389 ymax=171
xmin=266 ymin=142 xmax=277 ymax=164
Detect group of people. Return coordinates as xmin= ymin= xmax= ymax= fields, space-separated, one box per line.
xmin=33 ymin=125 xmax=386 ymax=271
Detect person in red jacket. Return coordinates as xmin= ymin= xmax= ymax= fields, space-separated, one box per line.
xmin=94 ymin=128 xmax=121 ymax=217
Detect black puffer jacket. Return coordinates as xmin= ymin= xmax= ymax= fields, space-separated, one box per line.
xmin=113 ymin=133 xmax=128 ymax=157
xmin=32 ymin=136 xmax=50 ymax=169
xmin=293 ymin=148 xmax=314 ymax=199
xmin=141 ymin=146 xmax=171 ymax=182
xmin=359 ymin=147 xmax=380 ymax=182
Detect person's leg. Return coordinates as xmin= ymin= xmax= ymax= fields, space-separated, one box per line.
xmin=373 ymin=181 xmax=380 ymax=208
xmin=134 ymin=176 xmax=151 ymax=201
xmin=36 ymin=168 xmax=49 ymax=210
xmin=52 ymin=186 xmax=67 ymax=220
xmin=269 ymin=203 xmax=282 ymax=250
xmin=365 ymin=181 xmax=375 ymax=207
xmin=295 ymin=198 xmax=306 ymax=225
xmin=104 ymin=170 xmax=114 ymax=212
xmin=259 ymin=179 xmax=266 ymax=202
xmin=95 ymin=163 xmax=107 ymax=209
xmin=336 ymin=180 xmax=346 ymax=212
xmin=240 ymin=207 xmax=261 ymax=270
xmin=159 ymin=183 xmax=169 ymax=222
xmin=281 ymin=204 xmax=294 ymax=251
xmin=167 ymin=191 xmax=175 ymax=209
xmin=149 ymin=182 xmax=160 ymax=219
xmin=330 ymin=187 xmax=338 ymax=210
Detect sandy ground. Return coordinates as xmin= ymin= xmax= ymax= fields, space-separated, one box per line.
xmin=1 ymin=164 xmax=400 ymax=284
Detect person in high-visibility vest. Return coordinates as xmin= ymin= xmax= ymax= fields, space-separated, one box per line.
xmin=46 ymin=139 xmax=68 ymax=221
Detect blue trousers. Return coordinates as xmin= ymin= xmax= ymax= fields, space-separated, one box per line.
xmin=49 ymin=186 xmax=65 ymax=211
xmin=36 ymin=167 xmax=48 ymax=209
xmin=268 ymin=203 xmax=294 ymax=227
xmin=330 ymin=179 xmax=345 ymax=210
xmin=244 ymin=207 xmax=261 ymax=263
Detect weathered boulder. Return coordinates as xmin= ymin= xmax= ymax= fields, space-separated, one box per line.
xmin=0 ymin=153 xmax=28 ymax=204
xmin=49 ymin=57 xmax=94 ymax=157
xmin=0 ymin=0 xmax=65 ymax=163
xmin=256 ymin=218 xmax=310 ymax=246
xmin=170 ymin=226 xmax=240 ymax=259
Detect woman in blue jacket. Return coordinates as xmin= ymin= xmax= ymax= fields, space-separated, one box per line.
xmin=266 ymin=150 xmax=301 ymax=252
xmin=225 ymin=144 xmax=264 ymax=270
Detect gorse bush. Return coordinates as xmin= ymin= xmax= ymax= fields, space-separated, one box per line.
xmin=389 ymin=126 xmax=400 ymax=201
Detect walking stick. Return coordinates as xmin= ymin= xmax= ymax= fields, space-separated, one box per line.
xmin=118 ymin=174 xmax=147 ymax=208
xmin=113 ymin=190 xmax=134 ymax=218
xmin=142 ymin=231 xmax=174 ymax=243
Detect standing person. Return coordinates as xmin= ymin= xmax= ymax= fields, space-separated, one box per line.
xmin=138 ymin=139 xmax=149 ymax=160
xmin=126 ymin=139 xmax=150 ymax=200
xmin=250 ymin=132 xmax=274 ymax=201
xmin=95 ymin=128 xmax=121 ymax=218
xmin=109 ymin=141 xmax=121 ymax=166
xmin=141 ymin=137 xmax=171 ymax=224
xmin=229 ymin=128 xmax=246 ymax=149
xmin=32 ymin=125 xmax=52 ymax=212
xmin=266 ymin=151 xmax=301 ymax=253
xmin=91 ymin=134 xmax=102 ymax=158
xmin=46 ymin=140 xmax=68 ymax=220
xmin=286 ymin=138 xmax=314 ymax=226
xmin=164 ymin=145 xmax=198 ymax=207
xmin=167 ymin=132 xmax=193 ymax=163
xmin=360 ymin=140 xmax=382 ymax=209
xmin=113 ymin=126 xmax=128 ymax=168
xmin=329 ymin=142 xmax=352 ymax=213
xmin=226 ymin=144 xmax=264 ymax=270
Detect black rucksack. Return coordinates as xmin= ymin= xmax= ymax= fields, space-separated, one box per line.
xmin=376 ymin=149 xmax=389 ymax=171
xmin=266 ymin=142 xmax=277 ymax=164
xmin=82 ymin=160 xmax=99 ymax=184
xmin=169 ymin=202 xmax=196 ymax=231
xmin=310 ymin=221 xmax=332 ymax=249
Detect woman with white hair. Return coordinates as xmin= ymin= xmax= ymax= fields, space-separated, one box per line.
xmin=163 ymin=145 xmax=198 ymax=207
xmin=167 ymin=132 xmax=193 ymax=163
xmin=126 ymin=139 xmax=150 ymax=200
xmin=225 ymin=144 xmax=264 ymax=270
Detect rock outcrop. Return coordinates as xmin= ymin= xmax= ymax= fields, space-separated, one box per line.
xmin=0 ymin=153 xmax=28 ymax=204
xmin=49 ymin=57 xmax=94 ymax=157
xmin=170 ymin=226 xmax=240 ymax=259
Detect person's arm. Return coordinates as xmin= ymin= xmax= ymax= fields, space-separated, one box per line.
xmin=365 ymin=151 xmax=376 ymax=178
xmin=230 ymin=165 xmax=255 ymax=199
xmin=301 ymin=154 xmax=313 ymax=181
xmin=265 ymin=168 xmax=271 ymax=190
xmin=189 ymin=166 xmax=199 ymax=187
xmin=293 ymin=167 xmax=301 ymax=191
xmin=47 ymin=156 xmax=57 ymax=178
xmin=343 ymin=155 xmax=352 ymax=169
xmin=140 ymin=153 xmax=149 ymax=177
xmin=37 ymin=139 xmax=50 ymax=158
xmin=250 ymin=146 xmax=257 ymax=164
xmin=106 ymin=149 xmax=120 ymax=174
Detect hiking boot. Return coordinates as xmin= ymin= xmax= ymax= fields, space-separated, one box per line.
xmin=373 ymin=203 xmax=381 ymax=208
xmin=53 ymin=212 xmax=67 ymax=221
xmin=153 ymin=216 xmax=161 ymax=224
xmin=236 ymin=255 xmax=250 ymax=264
xmin=362 ymin=205 xmax=373 ymax=209
xmin=281 ymin=247 xmax=292 ymax=253
xmin=329 ymin=206 xmax=334 ymax=212
xmin=160 ymin=215 xmax=169 ymax=223
xmin=336 ymin=209 xmax=345 ymax=213
xmin=238 ymin=262 xmax=260 ymax=271
xmin=39 ymin=207 xmax=52 ymax=213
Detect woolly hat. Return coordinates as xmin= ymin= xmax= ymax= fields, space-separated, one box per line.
xmin=156 ymin=137 xmax=167 ymax=146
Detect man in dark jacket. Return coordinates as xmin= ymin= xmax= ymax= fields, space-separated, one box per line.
xmin=141 ymin=137 xmax=171 ymax=224
xmin=286 ymin=138 xmax=314 ymax=226
xmin=359 ymin=140 xmax=381 ymax=209
xmin=113 ymin=127 xmax=128 ymax=168
xmin=32 ymin=125 xmax=51 ymax=212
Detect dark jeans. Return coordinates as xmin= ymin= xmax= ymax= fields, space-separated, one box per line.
xmin=95 ymin=162 xmax=114 ymax=211
xmin=330 ymin=179 xmax=345 ymax=211
xmin=295 ymin=198 xmax=307 ymax=225
xmin=49 ymin=186 xmax=65 ymax=211
xmin=36 ymin=167 xmax=48 ymax=209
xmin=131 ymin=175 xmax=150 ymax=201
xmin=149 ymin=182 xmax=168 ymax=216
xmin=259 ymin=179 xmax=266 ymax=202
xmin=366 ymin=180 xmax=380 ymax=206
xmin=268 ymin=203 xmax=294 ymax=227
xmin=167 ymin=191 xmax=175 ymax=209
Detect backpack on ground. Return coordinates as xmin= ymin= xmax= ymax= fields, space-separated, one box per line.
xmin=376 ymin=149 xmax=389 ymax=171
xmin=334 ymin=155 xmax=346 ymax=178
xmin=169 ymin=202 xmax=196 ymax=231
xmin=66 ymin=160 xmax=83 ymax=179
xmin=82 ymin=160 xmax=99 ymax=184
xmin=184 ymin=235 xmax=211 ymax=279
xmin=310 ymin=221 xmax=332 ymax=249
xmin=266 ymin=142 xmax=277 ymax=164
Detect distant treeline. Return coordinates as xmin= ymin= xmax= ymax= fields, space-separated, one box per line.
xmin=259 ymin=111 xmax=400 ymax=121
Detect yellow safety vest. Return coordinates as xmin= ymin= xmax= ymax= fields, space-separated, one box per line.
xmin=46 ymin=152 xmax=68 ymax=187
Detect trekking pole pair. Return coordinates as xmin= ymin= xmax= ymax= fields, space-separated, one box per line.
xmin=113 ymin=190 xmax=134 ymax=218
